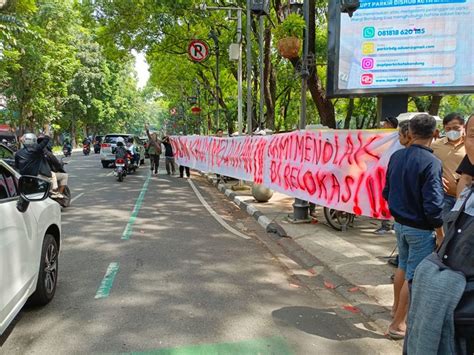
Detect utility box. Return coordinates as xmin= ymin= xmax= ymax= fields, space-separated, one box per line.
xmin=229 ymin=43 xmax=240 ymax=61
xmin=251 ymin=0 xmax=270 ymax=16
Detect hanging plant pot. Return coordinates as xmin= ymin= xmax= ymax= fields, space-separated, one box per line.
xmin=277 ymin=37 xmax=301 ymax=59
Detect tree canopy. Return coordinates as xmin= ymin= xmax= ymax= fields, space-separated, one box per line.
xmin=1 ymin=0 xmax=472 ymax=140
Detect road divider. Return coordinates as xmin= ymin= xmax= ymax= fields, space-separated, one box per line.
xmin=95 ymin=262 xmax=120 ymax=299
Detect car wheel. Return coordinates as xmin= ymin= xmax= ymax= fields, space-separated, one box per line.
xmin=102 ymin=161 xmax=109 ymax=168
xmin=29 ymin=234 xmax=59 ymax=306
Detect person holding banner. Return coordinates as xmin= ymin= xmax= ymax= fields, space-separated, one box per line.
xmin=383 ymin=114 xmax=444 ymax=340
xmin=162 ymin=136 xmax=176 ymax=175
xmin=375 ymin=116 xmax=399 ymax=235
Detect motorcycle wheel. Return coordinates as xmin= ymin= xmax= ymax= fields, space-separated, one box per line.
xmin=117 ymin=172 xmax=123 ymax=182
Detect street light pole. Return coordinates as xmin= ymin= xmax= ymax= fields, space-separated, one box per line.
xmin=246 ymin=0 xmax=253 ymax=135
xmin=209 ymin=30 xmax=220 ymax=130
xmin=258 ymin=15 xmax=265 ymax=130
xmin=200 ymin=4 xmax=244 ymax=135
xmin=292 ymin=0 xmax=310 ymax=222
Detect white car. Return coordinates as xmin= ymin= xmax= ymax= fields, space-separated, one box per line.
xmin=0 ymin=158 xmax=61 ymax=335
xmin=100 ymin=134 xmax=145 ymax=168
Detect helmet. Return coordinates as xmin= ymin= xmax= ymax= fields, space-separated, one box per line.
xmin=116 ymin=137 xmax=125 ymax=146
xmin=23 ymin=133 xmax=37 ymax=147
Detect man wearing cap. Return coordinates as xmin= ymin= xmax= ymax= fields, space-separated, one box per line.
xmin=431 ymin=113 xmax=466 ymax=220
xmin=381 ymin=116 xmax=399 ymax=130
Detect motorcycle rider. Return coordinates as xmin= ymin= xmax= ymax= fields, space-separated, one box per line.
xmin=126 ymin=137 xmax=139 ymax=166
xmin=63 ymin=139 xmax=72 ymax=154
xmin=38 ymin=136 xmax=68 ymax=196
xmin=115 ymin=136 xmax=128 ymax=164
xmin=14 ymin=133 xmax=61 ymax=197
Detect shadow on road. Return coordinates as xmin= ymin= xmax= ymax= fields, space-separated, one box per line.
xmin=272 ymin=306 xmax=385 ymax=340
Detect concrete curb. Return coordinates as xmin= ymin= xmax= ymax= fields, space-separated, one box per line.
xmin=202 ymin=172 xmax=396 ymax=338
xmin=213 ymin=180 xmax=288 ymax=237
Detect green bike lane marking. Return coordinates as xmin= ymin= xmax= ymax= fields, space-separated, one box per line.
xmin=95 ymin=262 xmax=120 ymax=299
xmin=95 ymin=171 xmax=150 ymax=299
xmin=122 ymin=336 xmax=292 ymax=355
xmin=122 ymin=170 xmax=152 ymax=240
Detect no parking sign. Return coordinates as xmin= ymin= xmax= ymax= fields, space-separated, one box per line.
xmin=187 ymin=40 xmax=210 ymax=62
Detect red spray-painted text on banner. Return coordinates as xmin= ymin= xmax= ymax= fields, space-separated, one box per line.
xmin=171 ymin=130 xmax=401 ymax=218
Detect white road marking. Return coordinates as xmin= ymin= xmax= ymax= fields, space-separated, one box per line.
xmin=188 ymin=179 xmax=251 ymax=240
xmin=107 ymin=171 xmax=114 ymax=176
xmin=71 ymin=192 xmax=84 ymax=203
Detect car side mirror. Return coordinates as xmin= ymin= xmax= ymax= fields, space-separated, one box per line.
xmin=16 ymin=176 xmax=51 ymax=212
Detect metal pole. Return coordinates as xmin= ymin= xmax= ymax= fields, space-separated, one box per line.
xmin=246 ymin=0 xmax=253 ymax=135
xmin=237 ymin=9 xmax=243 ymax=135
xmin=300 ymin=0 xmax=309 ymax=130
xmin=216 ymin=41 xmax=220 ymax=130
xmin=258 ymin=15 xmax=265 ymax=130
xmin=292 ymin=0 xmax=310 ymax=222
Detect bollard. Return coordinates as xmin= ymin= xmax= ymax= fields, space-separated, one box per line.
xmin=292 ymin=198 xmax=310 ymax=221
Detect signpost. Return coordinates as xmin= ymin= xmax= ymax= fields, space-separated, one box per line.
xmin=187 ymin=40 xmax=210 ymax=62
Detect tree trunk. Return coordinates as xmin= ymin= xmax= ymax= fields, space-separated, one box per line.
xmin=412 ymin=96 xmax=427 ymax=112
xmin=344 ymin=98 xmax=354 ymax=129
xmin=428 ymin=95 xmax=443 ymax=116
xmin=263 ymin=25 xmax=276 ymax=131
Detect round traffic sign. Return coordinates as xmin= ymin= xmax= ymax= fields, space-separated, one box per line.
xmin=188 ymin=40 xmax=210 ymax=62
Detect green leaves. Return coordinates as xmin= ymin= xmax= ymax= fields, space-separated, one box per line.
xmin=274 ymin=14 xmax=306 ymax=41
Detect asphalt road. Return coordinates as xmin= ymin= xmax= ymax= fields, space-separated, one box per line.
xmin=0 ymin=153 xmax=400 ymax=354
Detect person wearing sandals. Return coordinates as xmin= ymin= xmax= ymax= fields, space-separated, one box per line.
xmin=383 ymin=114 xmax=445 ymax=340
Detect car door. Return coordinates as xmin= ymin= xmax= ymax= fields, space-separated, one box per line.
xmin=0 ymin=163 xmax=38 ymax=327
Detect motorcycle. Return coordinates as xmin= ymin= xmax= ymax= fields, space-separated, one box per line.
xmin=83 ymin=143 xmax=91 ymax=156
xmin=50 ymin=159 xmax=71 ymax=208
xmin=126 ymin=152 xmax=138 ymax=174
xmin=94 ymin=142 xmax=101 ymax=154
xmin=115 ymin=157 xmax=127 ymax=182
xmin=63 ymin=145 xmax=72 ymax=157
xmin=51 ymin=185 xmax=72 ymax=208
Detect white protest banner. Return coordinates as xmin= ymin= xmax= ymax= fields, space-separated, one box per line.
xmin=171 ymin=130 xmax=401 ymax=218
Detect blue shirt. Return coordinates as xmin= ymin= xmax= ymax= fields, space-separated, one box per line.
xmin=383 ymin=144 xmax=444 ymax=230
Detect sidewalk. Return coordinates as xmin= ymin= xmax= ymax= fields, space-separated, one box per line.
xmin=203 ymin=175 xmax=399 ymax=335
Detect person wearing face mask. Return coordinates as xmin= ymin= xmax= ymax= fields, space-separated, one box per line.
xmin=432 ymin=113 xmax=466 ymax=220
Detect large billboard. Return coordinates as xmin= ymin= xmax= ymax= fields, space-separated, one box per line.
xmin=327 ymin=0 xmax=474 ymax=97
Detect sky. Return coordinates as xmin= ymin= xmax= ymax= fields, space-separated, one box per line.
xmin=132 ymin=50 xmax=150 ymax=89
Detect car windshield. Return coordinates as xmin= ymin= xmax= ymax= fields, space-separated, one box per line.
xmin=104 ymin=135 xmax=130 ymax=144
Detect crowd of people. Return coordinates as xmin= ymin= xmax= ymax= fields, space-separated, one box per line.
xmin=7 ymin=115 xmax=473 ymax=352
xmin=381 ymin=113 xmax=473 ymax=354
